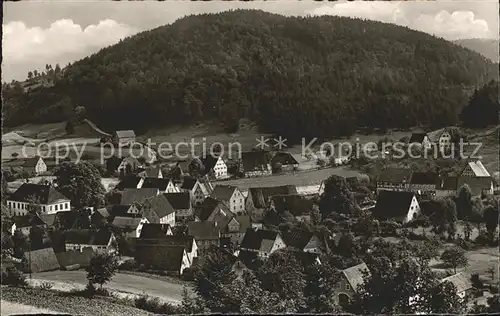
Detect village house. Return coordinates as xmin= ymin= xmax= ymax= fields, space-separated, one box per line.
xmin=139 ymin=223 xmax=173 ymax=238
xmin=113 ymin=130 xmax=136 ymax=147
xmin=409 ymin=132 xmax=432 ymax=150
xmin=64 ymin=229 xmax=117 ymax=254
xmin=187 ymin=221 xmax=221 ymax=254
xmin=117 ymin=157 xmax=142 ymax=177
xmin=111 ymin=216 xmax=149 ymax=238
xmin=7 ymin=183 xmax=71 ymax=216
xmin=135 ymin=244 xmax=190 ymax=275
xmin=435 ymin=176 xmax=459 ymax=197
xmin=245 ymin=185 xmax=298 ymax=220
xmin=90 ymin=207 xmax=111 ymax=228
xmin=296 ymin=181 xmax=325 ymax=196
xmin=269 ymin=194 xmax=316 ymax=222
xmin=239 ymin=228 xmax=286 ymax=259
xmin=137 ymin=234 xmax=198 ymax=264
xmin=23 ymin=156 xmax=48 ymax=175
xmin=200 ymin=155 xmax=228 ymax=180
xmin=180 ymin=177 xmax=211 ymax=205
xmin=270 ymin=152 xmax=299 ymax=172
xmin=211 ymin=185 xmax=246 ymax=215
xmin=40 ymin=210 xmax=91 ymax=231
xmin=139 ymin=194 xmax=176 ymax=226
xmin=440 ymin=272 xmax=473 ymax=301
xmin=282 ymin=230 xmax=324 ymax=254
xmin=456 ymin=160 xmax=494 ymax=196
xmin=428 ymin=128 xmax=453 ymax=153
xmin=138 ymin=165 xmax=163 ymax=178
xmin=372 ymin=191 xmax=421 ymax=224
xmin=167 ymin=160 xmax=190 ymax=181
xmin=164 ymin=192 xmax=193 ymax=223
xmin=115 ymin=175 xmax=144 ymax=190
xmin=221 ymin=215 xmax=253 ymax=245
xmin=240 ymin=151 xmax=272 ymax=177
xmin=376 ymin=167 xmax=413 ymax=192
xmin=335 ymin=262 xmax=371 ymax=306
xmin=141 ymin=177 xmax=179 ymax=193
xmin=120 ymin=188 xmax=160 ymax=205
xmin=194 ymin=197 xmax=232 ymax=221
xmin=9 ymin=215 xmax=47 ymax=236
xmin=409 ymin=172 xmax=439 ymax=195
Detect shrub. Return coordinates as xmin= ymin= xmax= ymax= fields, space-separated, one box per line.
xmin=1 ymin=267 xmax=28 ymax=287
xmin=134 ymin=294 xmax=179 ymax=314
xmin=37 ymin=281 xmax=53 ymax=290
xmin=490 ymin=285 xmax=499 ymax=294
xmin=118 ymin=258 xmax=137 ymax=271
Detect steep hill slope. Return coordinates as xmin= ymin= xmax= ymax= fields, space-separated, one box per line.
xmin=3 ymin=10 xmax=498 ymax=140
xmin=454 ymin=38 xmax=499 ymax=62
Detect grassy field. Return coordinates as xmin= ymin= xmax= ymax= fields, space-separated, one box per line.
xmin=214 ymin=166 xmax=364 ymax=190
xmin=1 ymin=286 xmax=151 ymax=316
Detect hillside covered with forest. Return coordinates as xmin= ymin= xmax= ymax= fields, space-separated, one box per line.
xmin=2 ymin=10 xmax=498 ymax=140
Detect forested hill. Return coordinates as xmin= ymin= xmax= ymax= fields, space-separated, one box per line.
xmin=3 ymin=10 xmax=498 ymax=139
xmin=453 ymin=38 xmax=499 ymax=62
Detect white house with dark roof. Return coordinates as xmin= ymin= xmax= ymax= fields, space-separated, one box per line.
xmin=138 ymin=165 xmax=163 ymax=178
xmin=113 ymin=130 xmax=136 ymax=147
xmin=179 ymin=176 xmax=210 ymax=205
xmin=120 ymin=188 xmax=160 ymax=205
xmin=201 ymin=155 xmax=228 ymax=180
xmin=139 ymin=194 xmax=176 ymax=226
xmin=23 ymin=156 xmax=48 ymax=175
xmin=440 ymin=272 xmax=473 ymax=300
xmin=373 ymin=191 xmax=420 ymax=224
xmin=141 ymin=177 xmax=179 ymax=193
xmin=7 ymin=183 xmax=71 ymax=216
xmin=64 ymin=229 xmax=117 ymax=253
xmin=111 ymin=216 xmax=149 ymax=238
xmin=164 ymin=192 xmax=193 ymax=222
xmin=211 ymin=185 xmax=245 ymax=215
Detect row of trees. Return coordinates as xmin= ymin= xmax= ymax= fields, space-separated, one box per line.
xmin=460 ymin=80 xmax=499 ymax=128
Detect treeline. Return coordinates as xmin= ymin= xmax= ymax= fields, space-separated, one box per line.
xmin=2 ymin=10 xmax=498 ymax=139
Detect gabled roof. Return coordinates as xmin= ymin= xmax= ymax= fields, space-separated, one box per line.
xmin=39 ymin=213 xmax=57 ymax=226
xmin=8 ymin=183 xmax=69 ymax=204
xmin=373 ymin=191 xmax=416 ymax=220
xmin=377 ymin=167 xmax=413 ymax=183
xmin=233 ymin=215 xmax=252 ymax=233
xmin=201 ymin=155 xmax=221 ymax=174
xmin=282 ymin=230 xmax=319 ymax=250
xmin=139 ymin=223 xmax=172 ymax=239
xmin=342 ymin=262 xmax=370 ymax=292
xmin=248 ymin=185 xmax=298 ymax=209
xmin=64 ymin=229 xmax=113 ymax=246
xmin=195 ymin=197 xmax=225 ymax=221
xmin=141 ymin=177 xmax=173 ymax=191
xmin=240 ymin=228 xmax=281 ymax=253
xmin=271 ymin=152 xmax=300 ymax=166
xmin=409 ymin=133 xmax=428 ymax=143
xmin=120 ymin=188 xmax=159 ymax=205
xmin=462 ymin=161 xmax=491 ymax=177
xmin=436 ymin=176 xmax=458 ymax=190
xmin=111 ymin=217 xmax=144 ymax=230
xmin=114 ymin=130 xmax=136 ymax=139
xmin=180 ymin=176 xmax=198 ymax=190
xmin=26 ymin=247 xmax=60 ymax=273
xmin=410 ymin=172 xmax=439 ymax=185
xmin=12 ymin=215 xmax=45 ymax=229
xmin=95 ymin=208 xmax=110 ymax=218
xmin=270 ymin=194 xmax=314 ymax=217
xmin=53 ymin=210 xmax=91 ymax=230
xmin=23 ymin=156 xmax=43 ymax=168
xmin=163 ymin=192 xmax=191 ymax=210
xmin=210 ymin=185 xmax=237 ymax=201
xmin=135 ymin=244 xmax=186 ymax=272
xmin=176 ymin=160 xmax=190 ymax=174
xmin=241 ymin=151 xmax=272 ymax=172
xmin=142 ymin=194 xmax=176 ymax=218
xmin=115 ymin=176 xmax=143 ymax=190
xmin=289 ymin=250 xmax=321 ymax=267
xmin=143 ymin=166 xmax=162 ymax=178
xmin=440 ymin=272 xmax=472 ymax=293
xmin=137 ymin=235 xmax=195 ymax=253
xmin=187 ymin=221 xmax=220 ymax=240
xmin=237 ymin=250 xmax=261 ymax=271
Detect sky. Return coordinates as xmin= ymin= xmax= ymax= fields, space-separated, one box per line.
xmin=3 ymin=0 xmax=499 ymax=82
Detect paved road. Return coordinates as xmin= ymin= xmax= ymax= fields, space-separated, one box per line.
xmin=32 ymin=271 xmax=185 ymax=303
xmin=1 ymin=300 xmax=67 ymax=315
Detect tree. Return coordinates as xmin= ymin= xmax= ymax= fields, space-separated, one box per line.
xmin=319 ymin=175 xmax=357 ymax=218
xmin=75 ymin=105 xmax=87 ymax=122
xmin=440 ymin=246 xmax=468 ymax=274
xmin=304 ymin=256 xmax=342 ymax=313
xmin=483 ymin=205 xmax=499 ymax=240
xmin=486 ymin=265 xmax=497 ymax=281
xmin=65 ymin=120 xmax=75 ymax=134
xmin=460 ymin=80 xmax=500 ymax=128
xmin=54 ymin=161 xmax=105 ymax=209
xmin=86 ymin=252 xmax=118 ymax=290
xmin=429 ymin=280 xmax=466 ymax=313
xmin=428 ymin=197 xmax=457 ymax=236
xmin=456 ymin=184 xmax=473 ymax=220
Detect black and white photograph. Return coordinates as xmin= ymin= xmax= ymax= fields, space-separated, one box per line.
xmin=1 ymin=0 xmax=499 ymax=314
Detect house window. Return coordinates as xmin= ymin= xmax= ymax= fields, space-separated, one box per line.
xmin=345 ymin=283 xmax=350 ymax=290
xmin=55 ymin=205 xmax=58 ymax=211
xmin=65 ymin=203 xmax=69 ymax=209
